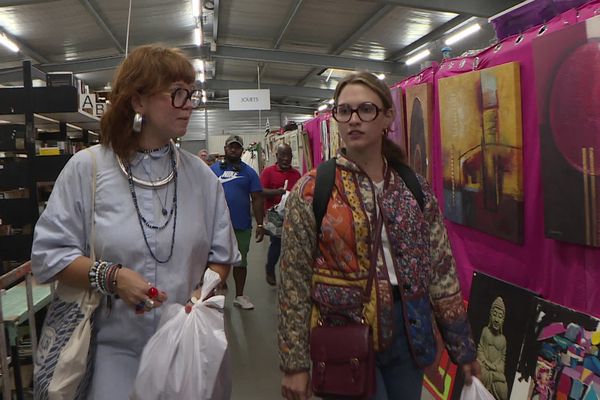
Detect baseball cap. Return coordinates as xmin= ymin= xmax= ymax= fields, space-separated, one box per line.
xmin=225 ymin=135 xmax=244 ymax=147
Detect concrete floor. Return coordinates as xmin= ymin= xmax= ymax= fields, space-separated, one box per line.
xmin=224 ymin=238 xmax=436 ymax=400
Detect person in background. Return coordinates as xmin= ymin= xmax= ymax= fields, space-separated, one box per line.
xmin=260 ymin=143 xmax=301 ymax=286
xmin=278 ymin=71 xmax=480 ymax=400
xmin=205 ymin=153 xmax=217 ymax=166
xmin=211 ymin=135 xmax=264 ymax=310
xmin=198 ymin=148 xmax=209 ymax=162
xmin=31 ymin=44 xmax=239 ymax=399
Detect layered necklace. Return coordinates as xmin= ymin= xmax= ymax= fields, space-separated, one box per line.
xmin=119 ymin=141 xmax=178 ymax=263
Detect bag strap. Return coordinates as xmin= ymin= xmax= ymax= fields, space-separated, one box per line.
xmin=84 ymin=148 xmax=97 ymax=263
xmin=394 ymin=162 xmax=425 ymax=212
xmin=313 ymin=158 xmax=337 ymax=235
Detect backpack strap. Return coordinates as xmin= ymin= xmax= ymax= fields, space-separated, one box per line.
xmin=313 ymin=158 xmax=337 ymax=235
xmin=312 ymin=159 xmax=425 ymax=234
xmin=394 ymin=163 xmax=425 ymax=212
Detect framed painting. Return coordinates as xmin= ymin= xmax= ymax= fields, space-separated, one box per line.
xmin=534 ymin=14 xmax=600 ymax=247
xmin=389 ymin=86 xmax=406 ymax=150
xmin=406 ymin=83 xmax=434 ymax=182
xmin=510 ymin=298 xmax=600 ymax=400
xmin=439 ymin=62 xmax=524 ymax=243
xmin=451 ymin=272 xmax=538 ymax=400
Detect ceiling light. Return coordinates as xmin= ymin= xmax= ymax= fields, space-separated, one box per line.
xmin=192 ymin=0 xmax=201 ymax=18
xmin=376 ymin=73 xmax=385 ymax=80
xmin=318 ymin=104 xmax=328 ymax=112
xmin=444 ymin=24 xmax=482 ymax=46
xmin=194 ymin=27 xmax=203 ymax=46
xmin=405 ymin=49 xmax=430 ymax=66
xmin=202 ymin=90 xmax=207 ymax=103
xmin=194 ymin=59 xmax=205 ymax=73
xmin=0 ymin=34 xmax=19 ymax=53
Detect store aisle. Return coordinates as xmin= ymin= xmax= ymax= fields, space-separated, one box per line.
xmin=225 ymin=238 xmax=281 ymax=400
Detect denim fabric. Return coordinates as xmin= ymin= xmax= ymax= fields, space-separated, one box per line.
xmin=266 ymin=236 xmax=281 ymax=276
xmin=372 ymin=299 xmax=424 ymax=400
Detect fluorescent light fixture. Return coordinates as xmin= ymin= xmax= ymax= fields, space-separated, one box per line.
xmin=194 ymin=27 xmax=202 ymax=46
xmin=405 ymin=49 xmax=430 ymax=66
xmin=192 ymin=0 xmax=201 ymax=17
xmin=444 ymin=24 xmax=481 ymax=46
xmin=0 ymin=34 xmax=19 ymax=52
xmin=376 ymin=73 xmax=385 ymax=80
xmin=202 ymin=90 xmax=207 ymax=103
xmin=318 ymin=104 xmax=328 ymax=112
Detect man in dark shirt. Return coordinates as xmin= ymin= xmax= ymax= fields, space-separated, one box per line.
xmin=260 ymin=143 xmax=301 ymax=286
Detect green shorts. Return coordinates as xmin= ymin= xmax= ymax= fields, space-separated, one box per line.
xmin=234 ymin=229 xmax=252 ymax=268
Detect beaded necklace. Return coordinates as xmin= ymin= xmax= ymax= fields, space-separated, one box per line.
xmin=125 ymin=147 xmax=178 ymax=263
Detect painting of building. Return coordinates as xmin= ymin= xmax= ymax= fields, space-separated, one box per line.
xmin=439 ymin=62 xmax=523 ymax=243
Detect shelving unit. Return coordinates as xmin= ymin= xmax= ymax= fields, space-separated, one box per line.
xmin=0 ymin=60 xmax=100 ymax=274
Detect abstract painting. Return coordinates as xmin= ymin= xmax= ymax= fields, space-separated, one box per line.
xmin=423 ymin=318 xmax=459 ymax=400
xmin=451 ymin=272 xmax=538 ymax=400
xmin=406 ymin=83 xmax=434 ymax=182
xmin=439 ymin=62 xmax=524 ymax=243
xmin=533 ymin=14 xmax=600 ymax=247
xmin=389 ymin=86 xmax=406 ymax=150
xmin=510 ymin=298 xmax=600 ymax=400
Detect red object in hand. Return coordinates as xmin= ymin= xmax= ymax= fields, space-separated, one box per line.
xmin=147 ymin=286 xmax=159 ymax=298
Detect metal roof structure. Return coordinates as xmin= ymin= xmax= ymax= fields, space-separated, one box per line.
xmin=0 ymin=0 xmax=515 ymax=136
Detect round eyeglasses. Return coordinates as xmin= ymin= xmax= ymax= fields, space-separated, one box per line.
xmin=168 ymin=88 xmax=202 ymax=108
xmin=332 ymin=102 xmax=383 ymax=123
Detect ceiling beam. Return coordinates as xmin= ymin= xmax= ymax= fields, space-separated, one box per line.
xmin=386 ymin=14 xmax=472 ymax=61
xmin=274 ymin=0 xmax=303 ymax=49
xmin=296 ymin=3 xmax=394 ymax=86
xmin=78 ymin=0 xmax=124 ymax=53
xmin=0 ymin=0 xmax=58 ymax=5
xmin=0 ymin=65 xmax=46 ymax=83
xmin=259 ymin=0 xmax=304 ymax=82
xmin=379 ymin=0 xmax=521 ymax=17
xmin=204 ymin=79 xmax=333 ymax=99
xmin=208 ymin=45 xmax=400 ymax=74
xmin=2 ymin=30 xmax=49 ymax=64
xmin=37 ymin=55 xmax=124 ymax=74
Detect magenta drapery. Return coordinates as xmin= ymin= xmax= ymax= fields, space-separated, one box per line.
xmin=412 ymin=6 xmax=600 ymax=318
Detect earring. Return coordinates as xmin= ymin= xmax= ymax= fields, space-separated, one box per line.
xmin=132 ymin=112 xmax=143 ymax=133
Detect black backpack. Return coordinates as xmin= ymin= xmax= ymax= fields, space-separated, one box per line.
xmin=312 ymin=158 xmax=424 ymax=234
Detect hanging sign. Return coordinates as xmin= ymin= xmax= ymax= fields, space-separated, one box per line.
xmin=228 ymin=89 xmax=271 ymax=111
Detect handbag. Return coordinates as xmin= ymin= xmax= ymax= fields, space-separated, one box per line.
xmin=34 ymin=148 xmax=102 ymax=400
xmin=309 ymin=182 xmax=386 ymax=399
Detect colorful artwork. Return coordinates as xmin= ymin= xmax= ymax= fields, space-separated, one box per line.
xmin=451 ymin=272 xmax=538 ymax=400
xmin=406 ymin=83 xmax=434 ymax=182
xmin=329 ymin=118 xmax=341 ymax=157
xmin=511 ymin=299 xmax=600 ymax=400
xmin=533 ymin=15 xmax=600 ymax=247
xmin=423 ymin=321 xmax=459 ymax=400
xmin=389 ymin=86 xmax=406 ymax=150
xmin=439 ymin=62 xmax=524 ymax=243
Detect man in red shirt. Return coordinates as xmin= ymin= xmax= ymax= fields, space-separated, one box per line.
xmin=260 ymin=143 xmax=301 ymax=286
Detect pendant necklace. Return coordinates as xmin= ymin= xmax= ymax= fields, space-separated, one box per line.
xmin=140 ymin=159 xmax=171 ymax=216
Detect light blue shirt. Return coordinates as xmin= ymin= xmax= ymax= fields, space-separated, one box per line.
xmin=31 ymin=144 xmax=240 ymax=398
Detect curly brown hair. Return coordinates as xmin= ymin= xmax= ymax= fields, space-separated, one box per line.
xmin=100 ymin=44 xmax=195 ymax=160
xmin=333 ymin=71 xmax=407 ymax=167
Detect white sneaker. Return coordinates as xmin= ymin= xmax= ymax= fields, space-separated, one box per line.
xmin=233 ymin=295 xmax=254 ymax=310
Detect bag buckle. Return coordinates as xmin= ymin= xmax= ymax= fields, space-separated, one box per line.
xmin=350 ymin=358 xmax=360 ymax=383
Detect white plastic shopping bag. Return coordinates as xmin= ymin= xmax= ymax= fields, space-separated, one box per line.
xmin=459 ymin=377 xmax=496 ymax=400
xmin=131 ymin=269 xmax=230 ymax=400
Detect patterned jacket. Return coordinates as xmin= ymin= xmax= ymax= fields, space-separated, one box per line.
xmin=278 ymin=155 xmax=476 ymax=372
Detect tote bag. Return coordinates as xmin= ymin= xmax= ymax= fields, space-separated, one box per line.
xmin=33 ymin=148 xmax=102 ymax=400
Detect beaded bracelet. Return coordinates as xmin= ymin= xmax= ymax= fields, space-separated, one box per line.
xmin=89 ymin=261 xmax=122 ymax=296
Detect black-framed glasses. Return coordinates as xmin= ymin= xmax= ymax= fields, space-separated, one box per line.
xmin=332 ymin=102 xmax=383 ymax=123
xmin=168 ymin=88 xmax=202 ymax=108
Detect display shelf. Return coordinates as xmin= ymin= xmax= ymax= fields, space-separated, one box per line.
xmin=0 ymin=157 xmax=29 ymax=189
xmin=31 ymin=155 xmax=71 ymax=182
xmin=0 ymin=235 xmax=33 ymax=261
xmin=0 ymin=199 xmax=31 ymax=226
